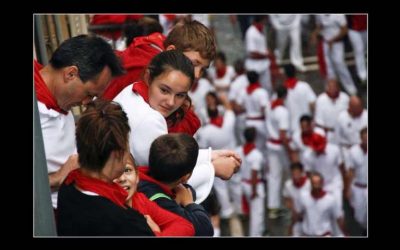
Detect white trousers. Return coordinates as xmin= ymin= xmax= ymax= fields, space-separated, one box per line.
xmin=348 ymin=29 xmax=367 ymax=81
xmin=350 ymin=184 xmax=367 ymax=229
xmin=242 ymin=182 xmax=266 ymax=236
xmin=267 ymin=148 xmax=290 ymax=209
xmin=275 ymin=27 xmax=305 ymax=70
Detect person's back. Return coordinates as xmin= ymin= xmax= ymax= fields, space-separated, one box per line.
xmin=58 ymin=183 xmax=154 ymax=236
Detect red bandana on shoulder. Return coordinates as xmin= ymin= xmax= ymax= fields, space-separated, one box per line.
xmin=210 ymin=116 xmax=224 ymax=128
xmin=243 ymin=143 xmax=256 ymax=156
xmin=284 ymin=77 xmax=298 ymax=89
xmin=64 ymin=169 xmax=128 ymax=208
xmin=34 ymin=61 xmax=68 ymax=115
xmin=271 ymin=98 xmax=284 ymax=110
xmin=247 ymin=82 xmax=262 ymax=94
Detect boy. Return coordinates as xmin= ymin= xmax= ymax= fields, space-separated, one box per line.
xmin=138 ymin=133 xmax=214 ymax=236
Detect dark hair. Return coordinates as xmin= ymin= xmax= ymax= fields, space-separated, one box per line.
xmin=253 ymin=15 xmax=266 ymax=23
xmin=309 ymin=171 xmax=324 ymax=184
xmin=234 ymin=59 xmax=245 ymax=75
xmin=148 ymin=50 xmax=195 ymax=126
xmin=76 ymin=99 xmax=130 ymax=171
xmin=290 ymin=162 xmax=304 ymax=172
xmin=300 ymin=114 xmax=313 ymax=124
xmin=215 ymin=51 xmax=227 ymax=64
xmin=284 ymin=64 xmax=296 ymax=78
xmin=148 ymin=133 xmax=199 ymax=183
xmin=164 ymin=20 xmax=217 ymax=62
xmin=244 ymin=127 xmax=257 ymax=143
xmin=246 ymin=71 xmax=259 ymax=84
xmin=276 ymin=85 xmax=287 ymax=99
xmin=207 ymin=107 xmax=219 ymax=119
xmin=124 ymin=17 xmax=163 ymax=47
xmin=49 ymin=34 xmax=125 ymax=82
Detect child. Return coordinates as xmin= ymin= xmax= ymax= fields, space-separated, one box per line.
xmin=137 ymin=133 xmax=214 ymax=236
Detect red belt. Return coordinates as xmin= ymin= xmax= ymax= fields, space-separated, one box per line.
xmin=246 ymin=116 xmax=265 ymax=120
xmin=268 ymin=138 xmax=291 ymax=144
xmin=354 ymin=182 xmax=367 ymax=188
xmin=242 ymin=179 xmax=263 ymax=184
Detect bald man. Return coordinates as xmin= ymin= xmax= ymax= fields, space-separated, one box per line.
xmin=335 ymin=96 xmax=367 ymax=170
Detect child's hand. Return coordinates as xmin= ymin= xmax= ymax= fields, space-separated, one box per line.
xmin=144 ymin=214 xmax=160 ymax=233
xmin=174 ymin=184 xmax=194 ymax=207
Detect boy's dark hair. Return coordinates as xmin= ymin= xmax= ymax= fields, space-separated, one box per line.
xmin=76 ymin=99 xmax=130 ymax=171
xmin=300 ymin=114 xmax=313 ymax=124
xmin=207 ymin=107 xmax=219 ymax=119
xmin=215 ymin=51 xmax=227 ymax=64
xmin=244 ymin=127 xmax=257 ymax=143
xmin=246 ymin=71 xmax=259 ymax=84
xmin=49 ymin=34 xmax=125 ymax=82
xmin=234 ymin=59 xmax=245 ymax=75
xmin=148 ymin=133 xmax=199 ymax=184
xmin=290 ymin=162 xmax=304 ymax=172
xmin=283 ymin=64 xmax=296 ymax=78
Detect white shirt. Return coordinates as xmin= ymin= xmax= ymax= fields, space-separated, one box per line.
xmin=236 ymin=146 xmax=264 ymax=181
xmin=114 ymin=83 xmax=215 ymax=203
xmin=298 ymin=191 xmax=343 ymax=236
xmin=335 ymin=109 xmax=368 ymax=146
xmin=239 ymin=88 xmax=269 ymax=119
xmin=316 ymin=14 xmax=347 ymax=41
xmin=286 ymin=81 xmax=316 ymax=133
xmin=228 ymin=74 xmax=249 ymax=103
xmin=245 ymin=25 xmax=269 ymax=72
xmin=315 ymin=92 xmax=349 ymax=142
xmin=188 ymin=77 xmax=215 ymax=122
xmin=302 ymin=144 xmax=343 ymax=185
xmin=196 ymin=110 xmax=236 ymax=150
xmin=208 ymin=65 xmax=236 ymax=90
xmin=38 ymin=101 xmax=77 ymax=208
xmin=266 ymin=105 xmax=290 ymax=151
xmin=282 ymin=177 xmax=311 ymax=212
xmin=289 ymin=130 xmax=311 ymax=163
xmin=349 ymin=144 xmax=368 ymax=185
xmin=270 ymin=14 xmax=301 ymax=30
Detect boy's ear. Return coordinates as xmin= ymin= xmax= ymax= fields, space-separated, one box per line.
xmin=180 ymin=172 xmax=192 ymax=184
xmin=165 ymin=45 xmax=176 ymax=51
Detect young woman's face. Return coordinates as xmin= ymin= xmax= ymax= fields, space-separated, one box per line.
xmin=114 ymin=157 xmax=138 ymax=201
xmin=149 ymin=70 xmax=191 ymax=118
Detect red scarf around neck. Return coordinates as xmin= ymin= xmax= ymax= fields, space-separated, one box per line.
xmin=311 ymin=189 xmax=327 ymax=200
xmin=271 ymin=98 xmax=285 ymax=110
xmin=138 ymin=166 xmax=175 ymax=198
xmin=293 ymin=175 xmax=308 ymax=188
xmin=247 ymin=82 xmax=262 ymax=94
xmin=254 ymin=23 xmax=264 ymax=33
xmin=132 ymin=80 xmax=150 ymax=103
xmin=284 ymin=77 xmax=298 ymax=89
xmin=243 ymin=143 xmax=256 ymax=156
xmin=216 ymin=66 xmax=227 ymax=79
xmin=210 ymin=116 xmax=224 ymax=128
xmin=301 ymin=132 xmax=313 ymax=146
xmin=34 ymin=61 xmax=68 ymax=115
xmin=64 ymin=169 xmax=128 ymax=208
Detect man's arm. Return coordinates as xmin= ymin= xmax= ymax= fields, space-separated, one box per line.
xmin=49 ymin=154 xmax=79 ymax=191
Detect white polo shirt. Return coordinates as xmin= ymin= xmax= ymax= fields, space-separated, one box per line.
xmin=335 ymin=109 xmax=368 ymax=146
xmin=236 ymin=146 xmax=264 ymax=181
xmin=298 ymin=191 xmax=343 ymax=236
xmin=315 ymin=92 xmax=350 ymax=141
xmin=245 ymin=25 xmax=269 ymax=72
xmin=316 ymin=14 xmax=347 ymax=42
xmin=38 ymin=101 xmax=77 ymax=208
xmin=239 ymin=88 xmax=270 ymax=119
xmin=349 ymin=144 xmax=368 ymax=185
xmin=196 ymin=110 xmax=236 ymax=150
xmin=228 ymin=74 xmax=249 ymax=103
xmin=266 ymin=104 xmax=290 ymax=151
xmin=114 ymin=83 xmax=215 ymax=203
xmin=286 ymin=81 xmax=316 ymax=133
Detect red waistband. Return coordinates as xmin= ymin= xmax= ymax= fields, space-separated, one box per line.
xmin=246 ymin=116 xmax=265 ymax=120
xmin=242 ymin=179 xmax=263 ymax=184
xmin=268 ymin=138 xmax=291 ymax=144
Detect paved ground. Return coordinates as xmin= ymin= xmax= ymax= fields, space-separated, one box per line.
xmin=210 ymin=14 xmax=368 ymax=237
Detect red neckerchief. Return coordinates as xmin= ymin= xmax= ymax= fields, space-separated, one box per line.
xmin=210 ymin=116 xmax=224 ymax=128
xmin=138 ymin=166 xmax=175 ymax=198
xmin=284 ymin=77 xmax=298 ymax=89
xmin=247 ymin=82 xmax=262 ymax=94
xmin=34 ymin=60 xmax=68 ymax=115
xmin=216 ymin=66 xmax=227 ymax=79
xmin=254 ymin=23 xmax=264 ymax=33
xmin=168 ymin=108 xmax=201 ymax=136
xmin=326 ymin=91 xmax=339 ymax=101
xmin=64 ymin=169 xmax=128 ymax=208
xmin=243 ymin=143 xmax=256 ymax=156
xmin=132 ymin=81 xmax=150 ymax=103
xmin=293 ymin=176 xmax=308 ymax=188
xmin=271 ymin=98 xmax=285 ymax=110
xmin=311 ymin=189 xmax=327 ymax=200
xmin=301 ymin=132 xmax=313 ymax=146
xmin=361 ymin=144 xmax=367 ymax=154
xmin=310 ymin=133 xmax=327 ymax=154
xmin=164 ymin=14 xmax=177 ymax=21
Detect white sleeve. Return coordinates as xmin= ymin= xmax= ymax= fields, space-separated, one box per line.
xmin=302 ymin=150 xmax=313 ymax=172
xmin=187 ymin=147 xmax=215 ymax=204
xmin=131 ymin=112 xmax=168 ymax=166
xmin=305 ymin=84 xmax=317 ymax=103
xmin=258 ymin=90 xmax=269 ymax=108
xmin=196 ymin=128 xmax=209 ymax=149
xmin=223 ymin=110 xmax=236 ymax=131
xmin=245 ymin=28 xmax=257 ymax=52
xmin=314 ymin=97 xmax=324 ymax=126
